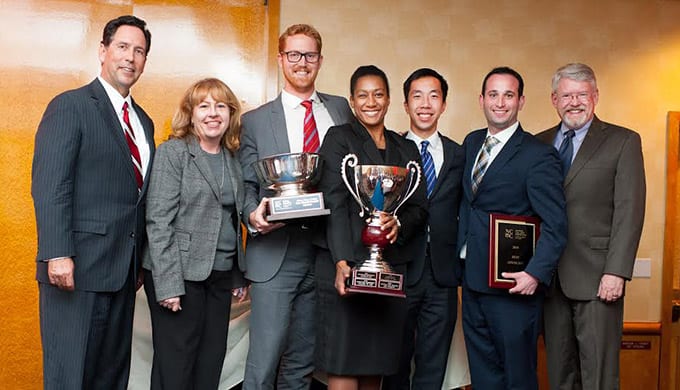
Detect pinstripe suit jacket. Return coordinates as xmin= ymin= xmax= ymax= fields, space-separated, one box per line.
xmin=143 ymin=137 xmax=246 ymax=301
xmin=32 ymin=79 xmax=155 ymax=292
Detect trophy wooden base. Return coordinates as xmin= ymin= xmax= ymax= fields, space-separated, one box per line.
xmin=345 ymin=269 xmax=405 ymax=298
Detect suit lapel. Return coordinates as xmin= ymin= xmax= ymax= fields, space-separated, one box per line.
xmin=565 ymin=116 xmax=608 ymax=186
xmin=357 ymin=122 xmax=383 ymax=164
xmin=431 ymin=133 xmax=452 ymax=198
xmin=224 ymin=149 xmax=243 ymax=211
xmin=476 ymin=126 xmax=523 ymax=193
xmin=269 ymin=95 xmax=291 ymax=154
xmin=464 ymin=131 xmax=485 ymax=199
xmin=318 ymin=92 xmax=341 ymax=125
xmin=187 ymin=138 xmax=221 ymax=200
xmin=89 ymin=80 xmax=139 ymax=187
xmin=130 ymin=97 xmax=155 ymax=198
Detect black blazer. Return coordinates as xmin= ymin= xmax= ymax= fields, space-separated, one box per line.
xmin=318 ymin=121 xmax=428 ymax=268
xmin=32 ymin=79 xmax=155 ymax=291
xmin=406 ymin=134 xmax=465 ymax=287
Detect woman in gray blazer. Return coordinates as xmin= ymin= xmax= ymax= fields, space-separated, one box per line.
xmin=143 ymin=78 xmax=248 ymax=390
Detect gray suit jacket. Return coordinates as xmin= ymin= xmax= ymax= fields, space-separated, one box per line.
xmin=239 ymin=92 xmax=354 ymax=282
xmin=32 ymin=79 xmax=155 ymax=292
xmin=143 ymin=137 xmax=246 ymax=301
xmin=536 ymin=116 xmax=646 ymax=300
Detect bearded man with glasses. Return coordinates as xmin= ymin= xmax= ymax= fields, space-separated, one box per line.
xmin=537 ymin=63 xmax=646 ymax=390
xmin=239 ymin=23 xmax=354 ymax=390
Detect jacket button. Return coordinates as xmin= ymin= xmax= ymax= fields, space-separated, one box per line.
xmin=130 ymin=232 xmax=135 ymax=238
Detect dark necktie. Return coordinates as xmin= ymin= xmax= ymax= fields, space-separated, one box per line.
xmin=122 ymin=102 xmax=143 ymax=189
xmin=471 ymin=136 xmax=499 ymax=194
xmin=420 ymin=140 xmax=436 ymax=197
xmin=301 ymin=100 xmax=320 ymax=153
xmin=558 ymin=129 xmax=576 ymax=176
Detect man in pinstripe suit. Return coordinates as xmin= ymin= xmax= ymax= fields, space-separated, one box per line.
xmin=31 ymin=15 xmax=154 ymax=390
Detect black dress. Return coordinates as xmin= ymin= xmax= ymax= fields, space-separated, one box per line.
xmin=314 ymin=121 xmax=428 ymax=375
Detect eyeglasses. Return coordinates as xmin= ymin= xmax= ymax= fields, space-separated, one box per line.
xmin=558 ymin=92 xmax=591 ymax=103
xmin=281 ymin=51 xmax=320 ymax=64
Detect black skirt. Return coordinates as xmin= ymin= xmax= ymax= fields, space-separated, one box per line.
xmin=314 ymin=249 xmax=408 ymax=376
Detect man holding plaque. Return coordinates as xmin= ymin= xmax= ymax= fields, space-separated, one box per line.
xmin=238 ymin=24 xmax=353 ymax=389
xmin=382 ymin=68 xmax=465 ymax=390
xmin=537 ymin=63 xmax=646 ymax=390
xmin=457 ymin=67 xmax=567 ymax=390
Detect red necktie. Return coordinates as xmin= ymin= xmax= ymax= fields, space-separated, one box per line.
xmin=301 ymin=100 xmax=320 ymax=153
xmin=122 ymin=102 xmax=143 ymax=189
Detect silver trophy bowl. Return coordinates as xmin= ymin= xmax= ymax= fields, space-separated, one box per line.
xmin=341 ymin=154 xmax=422 ymax=275
xmin=254 ymin=152 xmax=322 ymax=197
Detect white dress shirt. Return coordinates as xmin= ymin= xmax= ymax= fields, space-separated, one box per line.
xmin=406 ymin=130 xmax=444 ymax=176
xmin=280 ymin=89 xmax=335 ymax=153
xmin=97 ymin=76 xmax=151 ymax=179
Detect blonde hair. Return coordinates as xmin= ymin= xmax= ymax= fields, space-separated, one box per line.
xmin=171 ymin=78 xmax=242 ymax=153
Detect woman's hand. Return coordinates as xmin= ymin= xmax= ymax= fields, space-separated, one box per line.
xmin=159 ymin=297 xmax=182 ymax=312
xmin=335 ymin=260 xmax=352 ymax=296
xmin=232 ymin=286 xmax=250 ymax=303
xmin=378 ymin=212 xmax=399 ymax=244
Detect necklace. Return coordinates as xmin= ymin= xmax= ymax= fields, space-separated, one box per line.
xmin=219 ymin=149 xmax=225 ymax=190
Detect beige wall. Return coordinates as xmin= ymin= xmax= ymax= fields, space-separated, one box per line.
xmin=280 ymin=0 xmax=680 ymax=322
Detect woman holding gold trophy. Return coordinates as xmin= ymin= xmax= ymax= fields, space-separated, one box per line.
xmin=315 ymin=65 xmax=428 ymax=390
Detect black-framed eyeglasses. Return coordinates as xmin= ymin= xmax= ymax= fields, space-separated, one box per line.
xmin=281 ymin=51 xmax=320 ymax=63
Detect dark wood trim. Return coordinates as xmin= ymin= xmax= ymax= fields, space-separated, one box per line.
xmin=624 ymin=321 xmax=662 ymax=335
xmin=660 ymin=111 xmax=680 ymax=390
xmin=265 ymin=0 xmax=280 ymax=101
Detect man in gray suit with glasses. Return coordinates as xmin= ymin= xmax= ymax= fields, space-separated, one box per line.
xmin=239 ymin=23 xmax=353 ymax=389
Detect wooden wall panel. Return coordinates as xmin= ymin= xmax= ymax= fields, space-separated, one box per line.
xmin=0 ymin=1 xmax=277 ymax=388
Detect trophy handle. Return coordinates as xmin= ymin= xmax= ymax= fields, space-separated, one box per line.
xmin=341 ymin=154 xmax=366 ymax=217
xmin=392 ymin=160 xmax=422 ymax=216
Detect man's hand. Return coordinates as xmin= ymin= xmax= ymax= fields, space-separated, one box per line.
xmin=335 ymin=260 xmax=352 ymax=296
xmin=248 ymin=197 xmax=285 ymax=235
xmin=159 ymin=297 xmax=182 ymax=312
xmin=598 ymin=274 xmax=625 ymax=303
xmin=48 ymin=257 xmax=75 ymax=291
xmin=502 ymin=271 xmax=538 ymax=295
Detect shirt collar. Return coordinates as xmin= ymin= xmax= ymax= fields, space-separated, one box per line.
xmin=559 ymin=117 xmax=593 ymax=138
xmin=486 ymin=121 xmax=519 ymax=145
xmin=97 ymin=76 xmax=132 ymax=112
xmin=281 ymin=89 xmax=320 ymax=109
xmin=406 ymin=130 xmax=442 ymax=151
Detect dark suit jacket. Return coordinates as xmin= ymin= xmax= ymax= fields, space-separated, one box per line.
xmin=32 ymin=79 xmax=155 ymax=292
xmin=457 ymin=125 xmax=567 ymax=295
xmin=406 ymin=133 xmax=465 ymax=287
xmin=143 ymin=137 xmax=247 ymax=301
xmin=238 ymin=92 xmax=354 ymax=282
xmin=318 ymin=121 xmax=428 ymax=268
xmin=536 ymin=116 xmax=645 ymax=300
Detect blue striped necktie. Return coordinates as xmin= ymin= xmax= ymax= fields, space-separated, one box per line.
xmin=420 ymin=140 xmax=436 ymax=197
